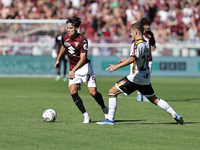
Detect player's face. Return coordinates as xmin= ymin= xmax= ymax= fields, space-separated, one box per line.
xmin=130 ymin=28 xmax=136 ymax=40
xmin=143 ymin=24 xmax=150 ymax=32
xmin=67 ymin=23 xmax=77 ymax=37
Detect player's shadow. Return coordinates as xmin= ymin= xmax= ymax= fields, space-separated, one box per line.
xmin=94 ymin=119 xmax=200 ymax=125
xmin=115 ymin=120 xmax=200 ymax=125
xmin=54 ymin=120 xmax=200 ymax=125
xmin=115 ymin=119 xmax=146 ymax=123
xmin=166 ymin=99 xmax=200 ymax=102
xmin=92 ymin=119 xmax=146 ymax=124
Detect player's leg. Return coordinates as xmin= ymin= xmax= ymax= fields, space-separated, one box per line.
xmin=88 ymin=87 xmax=108 ymax=118
xmin=87 ymin=73 xmax=108 ymax=118
xmin=97 ymin=77 xmax=136 ymax=125
xmin=88 ymin=87 xmax=103 ymax=108
xmin=69 ymin=78 xmax=91 ymax=123
xmin=137 ymin=91 xmax=143 ymax=101
xmin=69 ymin=84 xmax=85 ymax=113
xmin=148 ymin=95 xmax=184 ymax=124
xmin=96 ymin=85 xmax=121 ymax=125
xmin=108 ymin=85 xmax=122 ymax=121
xmin=140 ymin=84 xmax=184 ymax=124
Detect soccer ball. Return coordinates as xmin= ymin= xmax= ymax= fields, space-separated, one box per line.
xmin=42 ymin=109 xmax=57 ymax=122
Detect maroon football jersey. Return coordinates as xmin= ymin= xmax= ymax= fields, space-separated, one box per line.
xmin=143 ymin=31 xmax=156 ymax=61
xmin=62 ymin=33 xmax=90 ymax=71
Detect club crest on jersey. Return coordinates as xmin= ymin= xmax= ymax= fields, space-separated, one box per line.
xmin=74 ymin=42 xmax=79 ymax=47
xmin=117 ymin=80 xmax=127 ymax=87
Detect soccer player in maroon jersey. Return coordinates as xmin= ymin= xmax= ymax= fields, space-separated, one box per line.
xmin=137 ymin=17 xmax=156 ymax=102
xmin=54 ymin=16 xmax=108 ymax=123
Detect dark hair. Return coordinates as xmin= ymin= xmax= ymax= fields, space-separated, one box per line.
xmin=130 ymin=22 xmax=144 ymax=35
xmin=140 ymin=17 xmax=152 ymax=26
xmin=66 ymin=16 xmax=81 ymax=28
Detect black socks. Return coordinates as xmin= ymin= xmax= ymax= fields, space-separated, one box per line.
xmin=71 ymin=93 xmax=86 ymax=113
xmin=92 ymin=92 xmax=105 ymax=109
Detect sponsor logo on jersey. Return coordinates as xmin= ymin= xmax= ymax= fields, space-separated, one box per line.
xmin=64 ymin=41 xmax=71 ymax=47
xmin=117 ymin=80 xmax=127 ymax=87
xmin=68 ymin=46 xmax=75 ymax=55
xmin=74 ymin=42 xmax=79 ymax=47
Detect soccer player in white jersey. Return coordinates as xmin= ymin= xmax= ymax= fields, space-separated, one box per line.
xmin=97 ymin=22 xmax=184 ymax=125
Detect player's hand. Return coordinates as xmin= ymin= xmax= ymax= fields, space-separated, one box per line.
xmin=106 ymin=64 xmax=118 ymax=73
xmin=54 ymin=60 xmax=60 ymax=68
xmin=118 ymin=56 xmax=127 ymax=63
xmin=68 ymin=71 xmax=75 ymax=79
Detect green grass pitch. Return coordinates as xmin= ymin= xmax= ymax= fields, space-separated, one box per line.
xmin=0 ymin=77 xmax=200 ymax=150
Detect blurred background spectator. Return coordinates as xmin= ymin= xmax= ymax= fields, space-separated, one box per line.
xmin=0 ymin=0 xmax=200 ymax=43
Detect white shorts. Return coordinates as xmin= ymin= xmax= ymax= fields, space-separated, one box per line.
xmin=68 ymin=63 xmax=97 ymax=90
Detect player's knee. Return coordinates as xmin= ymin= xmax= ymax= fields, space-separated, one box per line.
xmin=109 ymin=88 xmax=115 ymax=95
xmin=69 ymin=89 xmax=77 ymax=95
xmin=150 ymin=99 xmax=158 ymax=105
xmin=89 ymin=90 xmax=97 ymax=97
xmin=148 ymin=95 xmax=158 ymax=104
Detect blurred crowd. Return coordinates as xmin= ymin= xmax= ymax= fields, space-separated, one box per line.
xmin=1 ymin=0 xmax=200 ymax=43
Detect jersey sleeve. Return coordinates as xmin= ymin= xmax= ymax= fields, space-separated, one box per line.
xmin=80 ymin=37 xmax=88 ymax=53
xmin=130 ymin=42 xmax=139 ymax=61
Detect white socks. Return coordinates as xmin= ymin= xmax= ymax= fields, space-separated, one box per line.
xmin=157 ymin=99 xmax=176 ymax=118
xmin=106 ymin=96 xmax=177 ymax=121
xmin=107 ymin=94 xmax=117 ymax=121
xmin=83 ymin=112 xmax=89 ymax=117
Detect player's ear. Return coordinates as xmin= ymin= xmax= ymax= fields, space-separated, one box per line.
xmin=135 ymin=30 xmax=137 ymax=35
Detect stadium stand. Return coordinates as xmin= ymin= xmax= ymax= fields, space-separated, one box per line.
xmin=0 ymin=0 xmax=200 ymax=41
xmin=0 ymin=0 xmax=200 ymax=56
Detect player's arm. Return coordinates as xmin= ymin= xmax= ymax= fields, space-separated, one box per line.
xmin=54 ymin=45 xmax=65 ymax=68
xmin=106 ymin=56 xmax=135 ymax=72
xmin=150 ymin=31 xmax=156 ymax=51
xmin=118 ymin=56 xmax=127 ymax=63
xmin=68 ymin=52 xmax=87 ymax=79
